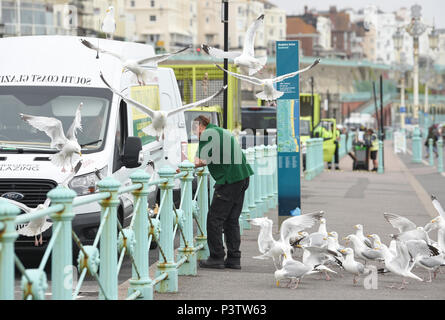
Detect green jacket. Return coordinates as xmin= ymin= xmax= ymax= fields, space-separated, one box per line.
xmin=198 ymin=124 xmax=254 ymax=184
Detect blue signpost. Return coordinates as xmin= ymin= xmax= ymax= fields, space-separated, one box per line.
xmin=276 ymin=41 xmax=301 ymax=226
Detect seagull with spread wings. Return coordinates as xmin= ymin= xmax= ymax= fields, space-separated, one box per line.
xmin=249 ymin=211 xmax=325 ymax=269
xmin=20 ymin=103 xmax=83 ymax=172
xmin=202 ymin=14 xmax=267 ymax=76
xmin=100 ymin=73 xmax=226 ymax=140
xmin=215 ymin=58 xmax=320 ymax=101
xmin=81 ymin=39 xmax=189 ymax=85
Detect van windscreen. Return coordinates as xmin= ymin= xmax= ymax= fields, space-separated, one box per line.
xmin=0 ymin=86 xmax=112 ymax=154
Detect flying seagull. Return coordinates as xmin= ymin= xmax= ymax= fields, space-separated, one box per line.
xmin=101 ymin=6 xmax=116 ymax=39
xmin=202 ymin=14 xmax=267 ymax=76
xmin=20 ymin=103 xmax=83 ymax=172
xmin=100 ymin=72 xmax=226 ymax=140
xmin=81 ymin=39 xmax=189 ymax=85
xmin=215 ymin=58 xmax=320 ymax=101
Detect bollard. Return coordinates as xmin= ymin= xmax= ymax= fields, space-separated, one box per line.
xmin=155 ymin=166 xmax=178 ymax=293
xmin=315 ymin=138 xmax=324 ymax=175
xmin=377 ymin=140 xmax=384 ymax=174
xmin=195 ymin=167 xmax=210 ymax=260
xmin=438 ymin=138 xmax=443 ymax=173
xmin=428 ymin=138 xmax=434 ymax=166
xmin=411 ymin=127 xmax=422 ymax=163
xmin=177 ymin=161 xmax=197 ymax=275
xmin=128 ymin=170 xmax=152 ymax=300
xmin=246 ymin=148 xmax=257 ymax=220
xmin=97 ymin=177 xmax=121 ymax=300
xmin=254 ymin=146 xmax=264 ymax=217
xmin=46 ymin=186 xmax=76 ymax=300
xmin=0 ymin=200 xmax=21 ymax=300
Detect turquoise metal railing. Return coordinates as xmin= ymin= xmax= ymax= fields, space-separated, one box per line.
xmin=339 ymin=134 xmax=347 ymax=159
xmin=438 ymin=138 xmax=443 ymax=173
xmin=412 ymin=127 xmax=423 ymax=163
xmin=0 ymin=146 xmax=277 ymax=300
xmin=304 ymin=138 xmax=324 ymax=180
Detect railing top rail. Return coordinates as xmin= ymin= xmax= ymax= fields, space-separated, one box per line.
xmin=72 ymin=192 xmax=111 ymax=207
xmin=14 ymin=204 xmax=65 ymax=225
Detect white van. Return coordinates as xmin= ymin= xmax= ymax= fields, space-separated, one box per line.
xmin=0 ymin=36 xmax=188 ymax=251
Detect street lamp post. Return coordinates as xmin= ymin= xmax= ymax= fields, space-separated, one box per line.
xmin=390 ymin=5 xmax=438 ymax=130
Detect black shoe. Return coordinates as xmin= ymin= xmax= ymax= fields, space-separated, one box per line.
xmin=224 ymin=261 xmax=241 ymax=269
xmin=335 ymin=167 xmax=340 ymax=171
xmin=199 ymin=259 xmax=224 ymax=269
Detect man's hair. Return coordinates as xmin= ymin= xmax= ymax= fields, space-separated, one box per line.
xmin=193 ymin=115 xmax=211 ymax=127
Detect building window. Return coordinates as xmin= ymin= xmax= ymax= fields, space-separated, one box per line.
xmin=151 ymin=0 xmax=155 ymax=7
xmin=150 ymin=15 xmax=156 ymax=22
xmin=206 ymin=16 xmax=209 ymax=24
xmin=131 ymin=0 xmax=135 ymax=7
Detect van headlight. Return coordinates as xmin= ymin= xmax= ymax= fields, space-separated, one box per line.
xmin=68 ymin=166 xmax=108 ymax=196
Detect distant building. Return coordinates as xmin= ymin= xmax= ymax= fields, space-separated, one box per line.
xmin=286 ymin=16 xmax=318 ymax=57
xmin=0 ymin=0 xmax=131 ymax=40
xmin=127 ymin=0 xmax=197 ymax=52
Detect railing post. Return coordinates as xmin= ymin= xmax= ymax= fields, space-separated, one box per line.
xmin=195 ymin=167 xmax=210 ymax=260
xmin=304 ymin=139 xmax=313 ymax=181
xmin=273 ymin=144 xmax=278 ymax=207
xmin=0 ymin=200 xmax=20 ymax=300
xmin=128 ymin=170 xmax=152 ymax=300
xmin=265 ymin=146 xmax=274 ymax=209
xmin=428 ymin=138 xmax=434 ymax=166
xmin=239 ymin=150 xmax=250 ymax=233
xmin=377 ymin=140 xmax=384 ymax=174
xmin=412 ymin=126 xmax=422 ymax=163
xmin=254 ymin=146 xmax=264 ymax=217
xmin=97 ymin=177 xmax=120 ymax=300
xmin=47 ymin=186 xmax=76 ymax=300
xmin=438 ymin=138 xmax=443 ymax=173
xmin=155 ymin=166 xmax=178 ymax=293
xmin=317 ymin=138 xmax=324 ymax=174
xmin=178 ymin=160 xmax=197 ymax=275
xmin=259 ymin=145 xmax=269 ymax=214
xmin=246 ymin=148 xmax=257 ymax=220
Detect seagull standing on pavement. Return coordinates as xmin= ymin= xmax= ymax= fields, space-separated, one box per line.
xmin=20 ymin=103 xmax=83 ymax=172
xmin=100 ymin=73 xmax=226 ymax=140
xmin=81 ymin=39 xmax=189 ymax=85
xmin=202 ymin=14 xmax=267 ymax=76
xmin=353 ymin=224 xmax=373 ymax=248
xmin=340 ymin=248 xmax=371 ymax=286
xmin=343 ymin=234 xmax=383 ymax=265
xmin=215 ymin=58 xmax=320 ymax=101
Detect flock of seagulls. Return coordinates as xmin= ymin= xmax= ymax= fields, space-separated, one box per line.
xmin=250 ymin=195 xmax=445 ymax=290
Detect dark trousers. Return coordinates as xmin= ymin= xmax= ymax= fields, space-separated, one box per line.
xmin=207 ymin=177 xmax=250 ymax=262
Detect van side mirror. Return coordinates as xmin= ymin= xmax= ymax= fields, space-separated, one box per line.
xmin=122 ymin=136 xmax=142 ymax=168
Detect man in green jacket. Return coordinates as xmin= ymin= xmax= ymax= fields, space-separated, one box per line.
xmin=193 ymin=115 xmax=253 ymax=269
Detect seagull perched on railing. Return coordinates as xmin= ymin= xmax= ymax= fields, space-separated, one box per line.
xmin=100 ymin=73 xmax=226 ymax=140
xmin=20 ymin=103 xmax=83 ymax=172
xmin=202 ymin=14 xmax=267 ymax=76
xmin=215 ymin=58 xmax=320 ymax=101
xmin=81 ymin=39 xmax=189 ymax=85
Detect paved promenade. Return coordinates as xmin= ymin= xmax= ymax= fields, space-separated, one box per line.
xmin=122 ymin=140 xmax=445 ymax=300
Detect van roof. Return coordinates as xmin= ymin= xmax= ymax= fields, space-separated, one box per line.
xmin=0 ymin=36 xmax=156 ymax=88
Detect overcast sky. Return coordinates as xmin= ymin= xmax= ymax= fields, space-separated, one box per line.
xmin=269 ymin=0 xmax=445 ymax=28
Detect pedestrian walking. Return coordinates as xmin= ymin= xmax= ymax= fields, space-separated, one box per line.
xmin=192 ymin=115 xmax=254 ymax=269
xmin=425 ymin=125 xmax=439 ymax=158
xmin=364 ymin=128 xmax=378 ymax=171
